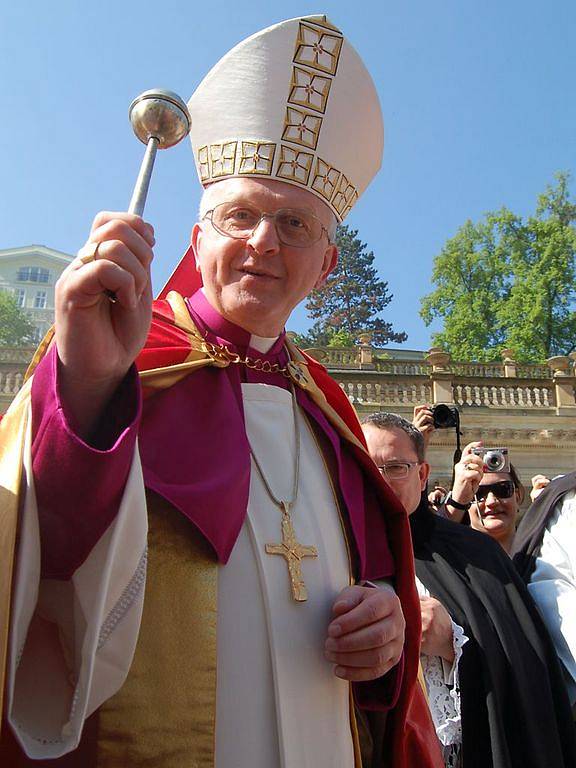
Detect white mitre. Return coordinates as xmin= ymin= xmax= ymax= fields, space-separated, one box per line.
xmin=187 ymin=15 xmax=384 ymax=221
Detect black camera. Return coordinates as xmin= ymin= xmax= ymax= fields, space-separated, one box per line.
xmin=432 ymin=404 xmax=460 ymax=429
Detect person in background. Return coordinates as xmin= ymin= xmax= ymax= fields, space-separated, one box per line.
xmin=468 ymin=463 xmax=524 ymax=554
xmin=513 ymin=470 xmax=576 ymax=711
xmin=412 ymin=404 xmax=435 ymax=450
xmin=428 ymin=485 xmax=448 ymax=513
xmin=362 ymin=411 xmax=576 ymax=768
xmin=530 ymin=473 xmax=551 ymax=501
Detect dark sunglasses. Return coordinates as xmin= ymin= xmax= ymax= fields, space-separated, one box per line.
xmin=476 ymin=480 xmax=515 ymax=501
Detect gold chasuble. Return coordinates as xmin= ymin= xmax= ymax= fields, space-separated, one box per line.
xmin=95 ymin=493 xmax=219 ymax=768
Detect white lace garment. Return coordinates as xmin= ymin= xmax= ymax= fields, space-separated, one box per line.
xmin=416 ymin=577 xmax=468 ymax=768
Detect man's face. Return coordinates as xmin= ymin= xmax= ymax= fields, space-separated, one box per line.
xmin=362 ymin=425 xmax=430 ymax=515
xmin=191 ymin=177 xmax=338 ymax=336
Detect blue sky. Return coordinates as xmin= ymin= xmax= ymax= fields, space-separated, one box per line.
xmin=1 ymin=0 xmax=574 ymax=349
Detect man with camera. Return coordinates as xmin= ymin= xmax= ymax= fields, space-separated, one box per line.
xmin=362 ymin=411 xmax=576 ymax=768
xmin=413 ymin=404 xmax=483 ymax=523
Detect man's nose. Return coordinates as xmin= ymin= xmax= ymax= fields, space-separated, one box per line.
xmin=246 ymin=215 xmax=281 ymax=254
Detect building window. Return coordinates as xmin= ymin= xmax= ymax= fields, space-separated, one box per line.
xmin=14 ymin=288 xmax=26 ymax=307
xmin=16 ymin=266 xmax=50 ymax=283
xmin=34 ymin=290 xmax=47 ymax=309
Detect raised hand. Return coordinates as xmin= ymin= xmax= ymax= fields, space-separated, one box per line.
xmin=412 ymin=404 xmax=435 ymax=448
xmin=445 ymin=441 xmax=484 ymax=521
xmin=530 ymin=474 xmax=551 ymax=502
xmin=55 ymin=211 xmax=155 ymax=435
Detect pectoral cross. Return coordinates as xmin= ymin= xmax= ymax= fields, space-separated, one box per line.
xmin=265 ymin=501 xmax=318 ymax=602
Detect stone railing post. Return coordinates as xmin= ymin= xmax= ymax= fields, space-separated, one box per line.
xmin=425 ymin=347 xmax=454 ymax=404
xmin=501 ymin=348 xmax=517 ymax=378
xmin=358 ymin=332 xmax=374 ymax=369
xmin=547 ymin=355 xmax=576 ymax=413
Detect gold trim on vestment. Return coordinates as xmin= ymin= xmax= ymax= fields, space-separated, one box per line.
xmin=418 ymin=662 xmax=429 ymax=704
xmin=0 ymin=379 xmax=32 ymax=733
xmin=285 ymin=340 xmax=369 ymax=455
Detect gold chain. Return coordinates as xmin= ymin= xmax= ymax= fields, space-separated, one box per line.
xmin=199 ymin=338 xmax=292 ymax=378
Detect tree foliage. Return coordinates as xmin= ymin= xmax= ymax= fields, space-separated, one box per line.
xmin=0 ymin=291 xmax=35 ymax=346
xmin=301 ymin=224 xmax=407 ymax=347
xmin=420 ymin=173 xmax=576 ymax=362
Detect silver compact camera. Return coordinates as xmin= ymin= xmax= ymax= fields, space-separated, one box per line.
xmin=471 ymin=447 xmax=510 ymax=473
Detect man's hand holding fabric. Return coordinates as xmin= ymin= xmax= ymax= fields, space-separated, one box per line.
xmin=324 ymin=584 xmax=405 ymax=682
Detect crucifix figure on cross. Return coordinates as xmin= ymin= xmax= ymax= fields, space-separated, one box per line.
xmin=265 ymin=501 xmax=318 ymax=601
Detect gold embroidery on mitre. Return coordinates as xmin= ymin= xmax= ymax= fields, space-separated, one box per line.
xmin=288 ymin=66 xmax=332 ymax=114
xmin=341 ymin=192 xmax=359 ymax=220
xmin=210 ymin=141 xmax=238 ymax=178
xmin=303 ymin=16 xmax=343 ymax=33
xmin=311 ymin=157 xmax=341 ymax=202
xmin=276 ymin=145 xmax=314 ymax=185
xmin=294 ymin=22 xmax=343 ymax=75
xmin=238 ymin=141 xmax=276 ymax=175
xmin=197 ymin=146 xmax=210 ymax=182
xmin=282 ymin=107 xmax=323 ymax=150
xmin=332 ymin=174 xmax=359 ymax=218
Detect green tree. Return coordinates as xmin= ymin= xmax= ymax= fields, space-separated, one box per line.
xmin=302 ymin=224 xmax=407 ymax=347
xmin=420 ymin=173 xmax=576 ymax=362
xmin=0 ymin=291 xmax=35 ymax=346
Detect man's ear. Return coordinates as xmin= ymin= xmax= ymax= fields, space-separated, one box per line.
xmin=314 ymin=244 xmax=338 ymax=289
xmin=419 ymin=461 xmax=431 ymax=492
xmin=191 ymin=223 xmax=203 ymax=273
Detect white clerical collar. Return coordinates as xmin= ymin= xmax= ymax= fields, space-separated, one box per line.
xmin=249 ymin=334 xmax=281 ymax=354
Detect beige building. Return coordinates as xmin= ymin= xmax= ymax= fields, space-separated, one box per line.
xmin=0 ymin=245 xmax=73 ymax=344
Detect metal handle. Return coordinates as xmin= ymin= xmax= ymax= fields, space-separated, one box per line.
xmin=128 ymin=136 xmax=159 ymax=217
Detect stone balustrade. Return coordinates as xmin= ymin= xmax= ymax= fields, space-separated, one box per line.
xmin=1 ymin=343 xmax=575 ymax=418
xmin=453 ymin=381 xmax=554 ymax=408
xmin=0 ymin=347 xmax=36 ymax=364
xmin=0 ymin=347 xmax=34 ymax=411
xmin=309 ymin=345 xmax=576 ymax=416
xmin=340 ymin=380 xmax=434 ymax=406
xmin=0 ymin=370 xmax=25 ymax=395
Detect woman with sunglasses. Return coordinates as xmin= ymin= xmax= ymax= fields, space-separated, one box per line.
xmin=469 ymin=465 xmax=525 ymax=553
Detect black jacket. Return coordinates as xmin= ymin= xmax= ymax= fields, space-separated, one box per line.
xmin=411 ymin=498 xmax=576 ymax=768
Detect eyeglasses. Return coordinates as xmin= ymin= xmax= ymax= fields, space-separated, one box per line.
xmin=377 ymin=461 xmax=420 ymax=480
xmin=475 ymin=480 xmax=515 ymax=501
xmin=203 ymin=202 xmax=331 ymax=248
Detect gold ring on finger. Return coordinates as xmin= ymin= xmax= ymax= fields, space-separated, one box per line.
xmin=78 ymin=241 xmax=102 ymax=265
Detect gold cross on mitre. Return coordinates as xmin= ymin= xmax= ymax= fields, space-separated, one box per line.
xmin=265 ymin=501 xmax=318 ymax=602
